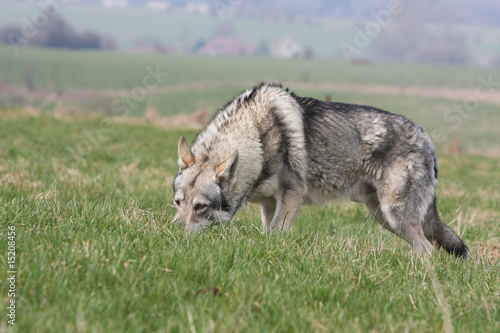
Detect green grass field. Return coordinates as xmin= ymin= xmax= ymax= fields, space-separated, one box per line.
xmin=0 ymin=109 xmax=499 ymax=332
xmin=1 ymin=46 xmax=500 ymax=331
xmin=2 ymin=46 xmax=499 ymax=91
xmin=1 ymin=46 xmax=500 ymax=155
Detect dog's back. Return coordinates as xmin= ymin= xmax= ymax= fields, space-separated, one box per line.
xmin=293 ymin=97 xmax=437 ymax=204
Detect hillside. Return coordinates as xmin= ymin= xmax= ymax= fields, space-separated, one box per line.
xmin=1 ymin=46 xmax=499 ymax=155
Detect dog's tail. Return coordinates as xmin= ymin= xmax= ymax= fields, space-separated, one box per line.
xmin=423 ymin=197 xmax=468 ymax=259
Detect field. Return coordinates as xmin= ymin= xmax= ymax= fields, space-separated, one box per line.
xmin=1 ymin=47 xmax=499 ymax=331
xmin=1 ymin=46 xmax=500 ymax=154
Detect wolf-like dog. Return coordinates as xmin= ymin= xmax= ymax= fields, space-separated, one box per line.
xmin=172 ymin=83 xmax=468 ymax=258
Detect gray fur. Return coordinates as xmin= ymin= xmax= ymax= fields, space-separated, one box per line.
xmin=173 ymin=83 xmax=468 ymax=258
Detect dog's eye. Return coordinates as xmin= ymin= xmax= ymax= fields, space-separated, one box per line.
xmin=174 ymin=199 xmax=181 ymax=206
xmin=194 ymin=203 xmax=208 ymax=212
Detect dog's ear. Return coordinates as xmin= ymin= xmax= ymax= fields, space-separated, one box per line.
xmin=216 ymin=150 xmax=239 ymax=185
xmin=178 ymin=136 xmax=195 ymax=170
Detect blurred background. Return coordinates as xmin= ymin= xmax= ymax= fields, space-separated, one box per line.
xmin=0 ymin=0 xmax=499 ymax=154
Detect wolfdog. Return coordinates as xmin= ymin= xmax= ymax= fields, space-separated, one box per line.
xmin=172 ymin=83 xmax=468 ymax=258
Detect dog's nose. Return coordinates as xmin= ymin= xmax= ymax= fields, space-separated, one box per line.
xmin=171 ymin=214 xmax=183 ymax=226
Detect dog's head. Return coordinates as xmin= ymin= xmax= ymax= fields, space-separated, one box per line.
xmin=172 ymin=136 xmax=239 ymax=232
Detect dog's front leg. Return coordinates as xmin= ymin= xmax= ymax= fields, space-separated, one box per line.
xmin=259 ymin=198 xmax=276 ymax=231
xmin=268 ymin=187 xmax=306 ymax=232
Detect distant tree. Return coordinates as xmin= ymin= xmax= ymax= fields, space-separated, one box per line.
xmin=0 ymin=25 xmax=25 ymax=47
xmin=73 ymin=31 xmax=102 ymax=49
xmin=192 ymin=39 xmax=206 ymax=53
xmin=34 ymin=16 xmax=75 ymax=48
xmin=0 ymin=15 xmax=117 ymax=51
xmin=254 ymin=39 xmax=269 ymax=56
xmin=304 ymin=47 xmax=314 ymax=60
xmin=409 ymin=30 xmax=471 ymax=66
xmin=373 ymin=2 xmax=471 ymax=65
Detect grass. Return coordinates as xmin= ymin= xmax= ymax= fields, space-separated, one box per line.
xmin=1 ymin=46 xmax=500 ymax=155
xmin=0 ymin=110 xmax=499 ymax=332
xmin=2 ymin=46 xmax=499 ymax=91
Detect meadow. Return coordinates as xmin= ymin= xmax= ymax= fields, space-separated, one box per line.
xmin=1 ymin=46 xmax=500 ymax=153
xmin=0 ymin=47 xmax=499 ymax=331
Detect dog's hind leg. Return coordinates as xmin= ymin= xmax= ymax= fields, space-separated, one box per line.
xmin=380 ymin=205 xmax=434 ymax=254
xmin=365 ymin=192 xmax=433 ymax=254
xmin=368 ymin=171 xmax=435 ymax=255
xmin=365 ymin=192 xmax=394 ymax=233
xmin=269 ymin=186 xmax=307 ymax=232
xmin=377 ymin=196 xmax=434 ymax=255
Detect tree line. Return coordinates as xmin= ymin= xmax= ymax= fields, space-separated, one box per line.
xmin=0 ymin=16 xmax=116 ymax=51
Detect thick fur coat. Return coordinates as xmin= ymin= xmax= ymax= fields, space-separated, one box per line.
xmin=173 ymin=83 xmax=468 ymax=258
